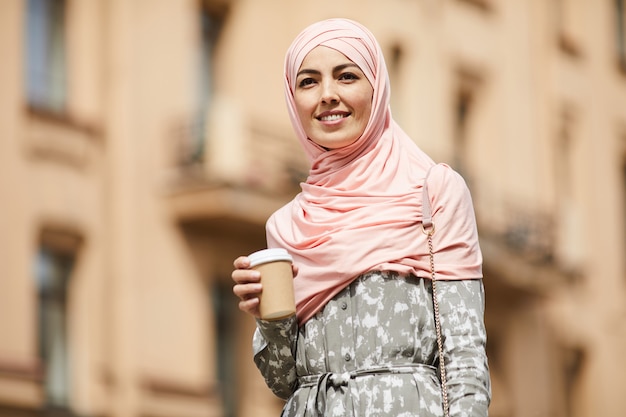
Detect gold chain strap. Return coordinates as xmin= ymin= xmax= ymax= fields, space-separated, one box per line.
xmin=423 ymin=223 xmax=449 ymax=417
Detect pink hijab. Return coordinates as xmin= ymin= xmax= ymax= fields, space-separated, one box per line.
xmin=266 ymin=18 xmax=482 ymax=326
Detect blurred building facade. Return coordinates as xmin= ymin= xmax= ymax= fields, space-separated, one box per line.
xmin=1 ymin=0 xmax=625 ymax=416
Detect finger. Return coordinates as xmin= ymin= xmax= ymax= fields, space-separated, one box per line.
xmin=233 ymin=256 xmax=251 ymax=269
xmin=292 ymin=263 xmax=299 ymax=278
xmin=232 ymin=269 xmax=261 ymax=284
xmin=238 ymin=298 xmax=261 ymax=317
xmin=233 ymin=282 xmax=262 ymax=300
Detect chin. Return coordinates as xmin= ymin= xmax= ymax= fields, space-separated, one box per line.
xmin=313 ymin=137 xmax=359 ymax=149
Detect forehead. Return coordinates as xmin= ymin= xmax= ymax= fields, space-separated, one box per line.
xmin=298 ymin=46 xmax=359 ymax=72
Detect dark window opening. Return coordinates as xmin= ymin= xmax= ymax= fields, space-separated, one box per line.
xmin=622 ymin=155 xmax=626 ymax=282
xmin=563 ymin=347 xmax=586 ymax=417
xmin=616 ymin=0 xmax=626 ymax=72
xmin=211 ymin=279 xmax=239 ymax=417
xmin=35 ymin=245 xmax=75 ymax=409
xmin=25 ymin=0 xmax=67 ymax=112
xmin=453 ymin=88 xmax=473 ymax=178
xmin=181 ymin=9 xmax=223 ymax=166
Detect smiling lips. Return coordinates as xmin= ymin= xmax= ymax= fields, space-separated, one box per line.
xmin=317 ymin=112 xmax=350 ymax=122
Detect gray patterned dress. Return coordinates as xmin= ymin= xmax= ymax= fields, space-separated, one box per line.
xmin=253 ymin=271 xmax=491 ymax=417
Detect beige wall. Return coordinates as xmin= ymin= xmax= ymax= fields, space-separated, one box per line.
xmin=1 ymin=0 xmax=625 ymax=416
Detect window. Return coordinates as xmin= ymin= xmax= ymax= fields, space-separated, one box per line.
xmin=211 ymin=280 xmax=239 ymax=417
xmin=455 ymin=0 xmax=493 ymax=12
xmin=562 ymin=347 xmax=587 ymax=417
xmin=616 ymin=0 xmax=626 ymax=72
xmin=452 ymin=69 xmax=482 ymax=180
xmin=554 ymin=0 xmax=584 ymax=57
xmin=554 ymin=107 xmax=582 ymax=274
xmin=25 ymin=0 xmax=67 ymax=112
xmin=182 ymin=9 xmax=221 ymax=165
xmin=622 ymin=153 xmax=626 ymax=282
xmin=387 ymin=44 xmax=404 ymax=120
xmin=35 ymin=245 xmax=74 ymax=408
xmin=555 ymin=110 xmax=574 ymax=202
xmin=453 ymin=89 xmax=472 ymax=177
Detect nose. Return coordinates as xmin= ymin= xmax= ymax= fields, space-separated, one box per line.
xmin=320 ymin=80 xmax=339 ymax=104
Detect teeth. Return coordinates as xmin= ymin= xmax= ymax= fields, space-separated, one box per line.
xmin=320 ymin=114 xmax=346 ymax=121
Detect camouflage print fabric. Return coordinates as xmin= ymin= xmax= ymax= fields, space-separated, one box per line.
xmin=253 ymin=271 xmax=491 ymax=417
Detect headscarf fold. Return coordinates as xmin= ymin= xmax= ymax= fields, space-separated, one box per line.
xmin=266 ymin=18 xmax=482 ymax=325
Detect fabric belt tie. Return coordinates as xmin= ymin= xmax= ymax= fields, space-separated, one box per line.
xmin=298 ymin=363 xmax=437 ymax=416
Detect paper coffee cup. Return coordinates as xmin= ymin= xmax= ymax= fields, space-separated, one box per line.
xmin=248 ymin=248 xmax=295 ymax=321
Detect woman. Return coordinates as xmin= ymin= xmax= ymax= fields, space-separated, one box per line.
xmin=232 ymin=18 xmax=491 ymax=417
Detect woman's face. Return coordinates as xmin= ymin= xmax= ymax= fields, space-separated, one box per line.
xmin=294 ymin=46 xmax=373 ymax=149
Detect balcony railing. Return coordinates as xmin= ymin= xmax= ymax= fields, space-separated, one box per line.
xmin=170 ymin=104 xmax=307 ymax=197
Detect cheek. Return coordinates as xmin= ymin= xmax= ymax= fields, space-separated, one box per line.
xmin=353 ymin=88 xmax=374 ymax=115
xmin=356 ymin=95 xmax=373 ymax=119
xmin=294 ymin=95 xmax=313 ymax=121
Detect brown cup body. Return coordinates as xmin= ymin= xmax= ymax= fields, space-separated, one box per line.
xmin=252 ymin=260 xmax=295 ymax=320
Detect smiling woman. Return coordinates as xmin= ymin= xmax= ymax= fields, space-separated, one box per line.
xmin=293 ymin=46 xmax=373 ymax=150
xmin=231 ymin=18 xmax=490 ymax=417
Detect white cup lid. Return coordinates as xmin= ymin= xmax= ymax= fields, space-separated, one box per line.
xmin=248 ymin=248 xmax=293 ymax=267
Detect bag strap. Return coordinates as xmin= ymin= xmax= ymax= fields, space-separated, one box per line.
xmin=422 ymin=165 xmax=450 ymax=417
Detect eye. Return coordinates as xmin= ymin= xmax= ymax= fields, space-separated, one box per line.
xmin=297 ymin=77 xmax=316 ymax=88
xmin=339 ymin=72 xmax=359 ymax=82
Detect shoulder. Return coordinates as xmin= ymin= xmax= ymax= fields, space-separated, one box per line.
xmin=425 ymin=163 xmax=468 ymax=190
xmin=424 ymin=163 xmax=472 ymax=205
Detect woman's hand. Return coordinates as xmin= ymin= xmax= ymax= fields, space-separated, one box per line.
xmin=231 ymin=256 xmax=299 ymax=318
xmin=232 ymin=256 xmax=262 ymax=318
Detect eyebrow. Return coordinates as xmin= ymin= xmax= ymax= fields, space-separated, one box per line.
xmin=296 ymin=63 xmax=361 ymax=78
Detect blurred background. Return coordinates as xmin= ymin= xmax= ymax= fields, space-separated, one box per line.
xmin=1 ymin=0 xmax=625 ymax=416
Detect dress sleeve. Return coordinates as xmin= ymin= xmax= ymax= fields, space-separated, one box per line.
xmin=252 ymin=315 xmax=299 ymax=400
xmin=437 ymin=279 xmax=491 ymax=417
